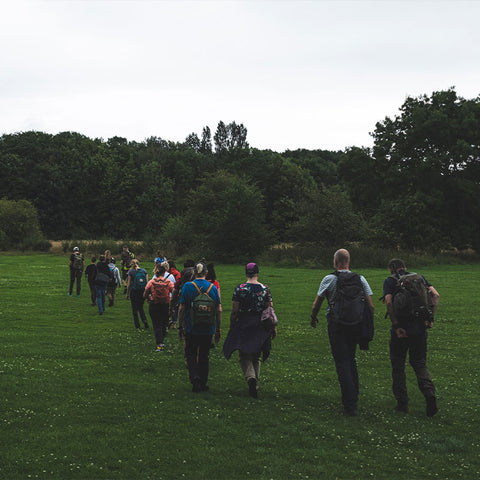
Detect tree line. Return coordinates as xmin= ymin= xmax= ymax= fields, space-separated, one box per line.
xmin=0 ymin=89 xmax=478 ymax=259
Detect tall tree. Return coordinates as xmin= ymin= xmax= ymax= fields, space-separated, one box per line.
xmin=370 ymin=88 xmax=480 ymax=249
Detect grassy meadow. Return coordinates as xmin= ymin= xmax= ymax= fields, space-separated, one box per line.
xmin=1 ymin=254 xmax=479 ymax=479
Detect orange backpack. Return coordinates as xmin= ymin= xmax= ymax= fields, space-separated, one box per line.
xmin=149 ymin=277 xmax=172 ymax=304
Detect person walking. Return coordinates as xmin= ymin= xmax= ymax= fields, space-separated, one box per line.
xmin=223 ymin=263 xmax=277 ymax=399
xmin=94 ymin=255 xmax=112 ymax=316
xmin=383 ymin=258 xmax=440 ymax=416
xmin=178 ymin=262 xmax=221 ymax=393
xmin=68 ymin=246 xmax=84 ymax=296
xmin=171 ymin=261 xmax=195 ymax=332
xmin=107 ymin=257 xmax=121 ymax=307
xmin=144 ymin=263 xmax=174 ymax=352
xmin=84 ymin=256 xmax=97 ymax=306
xmin=127 ymin=259 xmax=149 ymax=330
xmin=120 ymin=245 xmax=135 ymax=295
xmin=310 ymin=249 xmax=374 ymax=416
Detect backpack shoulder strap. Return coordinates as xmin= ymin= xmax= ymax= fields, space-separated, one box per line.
xmin=192 ymin=281 xmax=202 ymax=295
xmin=206 ymin=283 xmax=213 ymax=296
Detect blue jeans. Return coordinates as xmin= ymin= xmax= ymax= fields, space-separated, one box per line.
xmin=95 ymin=285 xmax=106 ymax=314
xmin=328 ymin=321 xmax=360 ymax=412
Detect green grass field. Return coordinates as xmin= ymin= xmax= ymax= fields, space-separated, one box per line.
xmin=1 ymin=254 xmax=479 ymax=479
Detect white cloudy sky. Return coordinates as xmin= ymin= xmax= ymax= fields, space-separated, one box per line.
xmin=1 ymin=0 xmax=479 ymax=152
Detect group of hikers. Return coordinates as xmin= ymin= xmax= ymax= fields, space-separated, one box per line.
xmin=68 ymin=246 xmax=439 ymax=417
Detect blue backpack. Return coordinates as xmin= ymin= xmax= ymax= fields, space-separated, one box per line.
xmin=132 ymin=269 xmax=147 ymax=290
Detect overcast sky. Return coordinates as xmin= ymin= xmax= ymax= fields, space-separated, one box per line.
xmin=1 ymin=0 xmax=479 ymax=152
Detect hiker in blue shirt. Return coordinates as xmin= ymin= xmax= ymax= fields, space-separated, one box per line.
xmin=310 ymin=249 xmax=374 ymax=417
xmin=127 ymin=259 xmax=149 ymax=330
xmin=178 ymin=262 xmax=221 ymax=393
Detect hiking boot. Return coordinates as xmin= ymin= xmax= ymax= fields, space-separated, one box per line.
xmin=395 ymin=401 xmax=409 ymax=413
xmin=201 ymin=385 xmax=209 ymax=392
xmin=154 ymin=344 xmax=164 ymax=352
xmin=248 ymin=378 xmax=258 ymax=398
xmin=426 ymin=396 xmax=438 ymax=417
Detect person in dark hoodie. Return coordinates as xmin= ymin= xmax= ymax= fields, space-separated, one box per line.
xmin=94 ymin=255 xmax=112 ymax=316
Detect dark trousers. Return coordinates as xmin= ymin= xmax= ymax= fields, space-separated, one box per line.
xmin=130 ymin=289 xmax=148 ymax=329
xmin=390 ymin=331 xmax=435 ymax=404
xmin=149 ymin=302 xmax=169 ymax=345
xmin=107 ymin=285 xmax=116 ymax=306
xmin=69 ymin=269 xmax=82 ymax=295
xmin=88 ymin=282 xmax=96 ymax=305
xmin=184 ymin=333 xmax=213 ymax=388
xmin=328 ymin=322 xmax=360 ymax=412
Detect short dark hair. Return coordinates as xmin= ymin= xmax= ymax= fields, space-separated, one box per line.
xmin=389 ymin=258 xmax=405 ymax=271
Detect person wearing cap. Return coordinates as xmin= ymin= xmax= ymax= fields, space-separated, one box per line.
xmin=223 ymin=262 xmax=276 ymax=399
xmin=68 ymin=246 xmax=84 ymax=297
xmin=178 ymin=261 xmax=222 ymax=393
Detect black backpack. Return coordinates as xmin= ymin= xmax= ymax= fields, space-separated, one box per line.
xmin=331 ymin=271 xmax=374 ymax=348
xmin=331 ymin=271 xmax=366 ymax=326
xmin=391 ymin=273 xmax=434 ymax=323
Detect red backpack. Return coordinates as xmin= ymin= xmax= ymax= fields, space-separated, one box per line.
xmin=148 ymin=277 xmax=172 ymax=304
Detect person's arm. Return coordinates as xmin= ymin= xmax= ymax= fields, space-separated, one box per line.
xmin=178 ymin=304 xmax=185 ymax=339
xmin=126 ymin=273 xmax=132 ymax=298
xmin=385 ymin=293 xmax=407 ymax=338
xmin=310 ymin=295 xmax=324 ymax=328
xmin=230 ymin=301 xmax=240 ymax=328
xmin=429 ymin=286 xmax=439 ymax=314
xmin=215 ymin=305 xmax=222 ymax=344
xmin=425 ymin=285 xmax=440 ymax=328
xmin=366 ymin=295 xmax=375 ymax=313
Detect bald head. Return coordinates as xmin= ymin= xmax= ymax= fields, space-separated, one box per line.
xmin=334 ymin=249 xmax=350 ymax=270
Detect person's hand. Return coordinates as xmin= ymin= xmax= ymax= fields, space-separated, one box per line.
xmin=395 ymin=327 xmax=408 ymax=338
xmin=425 ymin=320 xmax=433 ymax=329
xmin=310 ymin=316 xmax=319 ymax=328
xmin=214 ymin=330 xmax=221 ymax=344
xmin=271 ymin=327 xmax=277 ymax=339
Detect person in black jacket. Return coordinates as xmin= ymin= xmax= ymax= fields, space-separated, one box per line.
xmin=94 ymin=255 xmax=112 ymax=316
xmin=84 ymin=256 xmax=97 ymax=306
xmin=383 ymin=258 xmax=440 ymax=416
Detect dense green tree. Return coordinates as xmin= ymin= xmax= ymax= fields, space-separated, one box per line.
xmin=200 ymin=126 xmax=213 ymax=154
xmin=182 ymin=170 xmax=270 ymax=260
xmin=287 ymin=185 xmax=365 ymax=246
xmin=213 ymin=121 xmax=249 ymax=154
xmin=0 ymin=198 xmax=47 ymax=250
xmin=371 ymin=88 xmax=480 ymax=249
